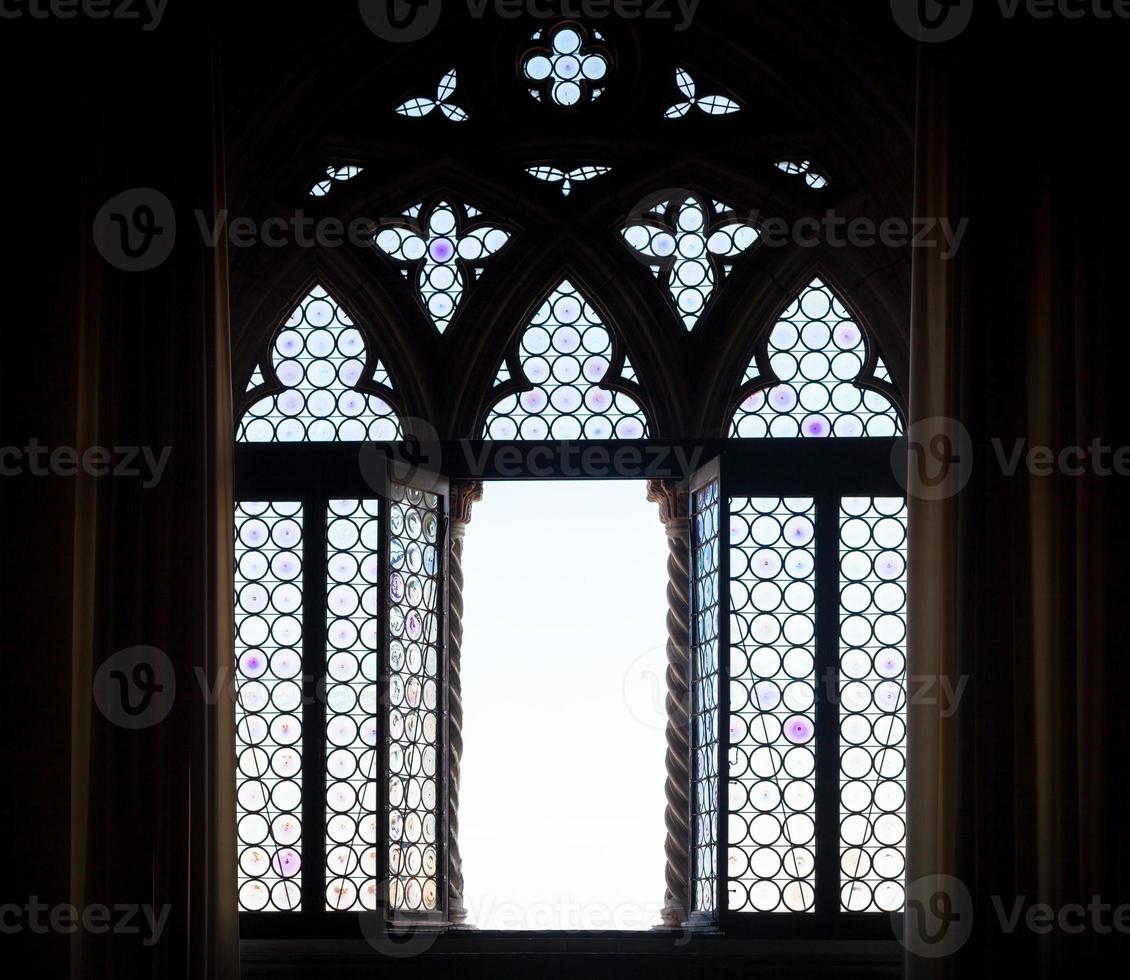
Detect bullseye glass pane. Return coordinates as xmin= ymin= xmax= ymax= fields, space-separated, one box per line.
xmin=238 ymin=285 xmax=402 ymax=443
xmin=325 ymin=500 xmax=381 ymax=911
xmin=839 ymin=498 xmax=908 ymax=913
xmin=732 ymin=279 xmax=900 ymax=439
xmin=235 ymin=502 xmax=304 ymax=912
xmin=727 ymin=498 xmax=817 ymax=913
xmin=691 ymin=480 xmax=721 ymax=914
xmin=483 ymin=280 xmax=647 ymax=440
xmin=387 ymin=484 xmax=444 ymax=914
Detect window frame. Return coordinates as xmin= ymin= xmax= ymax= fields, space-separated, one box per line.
xmin=687 ymin=441 xmax=905 ymax=941
xmin=235 ymin=435 xmax=903 ymax=943
xmin=236 ymin=454 xmax=451 ymax=936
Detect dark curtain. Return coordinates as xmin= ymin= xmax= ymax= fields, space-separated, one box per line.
xmin=906 ymin=16 xmax=1129 ymax=979
xmin=2 ymin=7 xmax=239 ymax=979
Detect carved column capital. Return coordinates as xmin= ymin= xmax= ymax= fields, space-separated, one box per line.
xmin=450 ymin=481 xmax=484 ymax=536
xmin=647 ymin=479 xmax=690 ymax=532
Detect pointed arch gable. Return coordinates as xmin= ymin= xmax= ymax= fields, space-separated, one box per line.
xmin=729 ymin=277 xmax=903 ymax=439
xmin=237 ymin=282 xmax=405 ymax=443
xmin=446 ymin=239 xmax=683 ymax=439
xmin=481 ymin=278 xmax=649 ymax=440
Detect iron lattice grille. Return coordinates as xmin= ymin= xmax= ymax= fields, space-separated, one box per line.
xmin=521 ymin=23 xmax=610 ymax=107
xmin=732 ymin=279 xmax=901 ymax=439
xmin=386 ymin=484 xmax=445 ymax=913
xmin=325 ymin=500 xmax=382 ymax=911
xmin=228 ymin=7 xmax=913 ymax=941
xmin=838 ymin=498 xmax=908 ymax=913
xmin=239 ymin=285 xmax=402 ymax=444
xmin=690 ymin=479 xmax=722 ymax=914
xmin=372 ymin=201 xmax=510 ymax=335
xmin=484 ymin=280 xmax=648 ymax=440
xmin=234 ymin=502 xmax=305 ymax=912
xmin=727 ymin=498 xmax=818 ymax=914
xmin=621 ymin=195 xmax=759 ymax=333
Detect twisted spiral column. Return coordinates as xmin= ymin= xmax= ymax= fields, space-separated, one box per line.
xmin=446 ymin=481 xmax=482 ymax=926
xmin=647 ymin=480 xmax=692 ymax=928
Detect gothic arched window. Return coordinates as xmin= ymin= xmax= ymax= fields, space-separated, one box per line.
xmin=691 ymin=277 xmax=908 ymax=927
xmin=232 ymin=10 xmax=909 ymax=948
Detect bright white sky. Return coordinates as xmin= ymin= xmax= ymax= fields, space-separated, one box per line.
xmin=458 ymin=480 xmax=670 ymax=930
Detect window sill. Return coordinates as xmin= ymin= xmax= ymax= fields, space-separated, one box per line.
xmin=241 ymin=933 xmax=902 ymax=978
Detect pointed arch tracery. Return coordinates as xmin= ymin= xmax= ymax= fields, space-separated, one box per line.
xmin=237 ymin=284 xmax=404 ymax=443
xmin=482 ymin=279 xmax=649 ymax=440
xmin=372 ymin=197 xmax=511 ymax=336
xmin=730 ymin=278 xmax=903 ymax=439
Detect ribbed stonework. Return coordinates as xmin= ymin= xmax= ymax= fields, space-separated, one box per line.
xmin=647 ymin=479 xmax=692 ymax=928
xmin=446 ymin=481 xmax=482 ymax=925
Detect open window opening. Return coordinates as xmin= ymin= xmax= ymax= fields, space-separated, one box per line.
xmin=458 ymin=480 xmax=670 ymax=930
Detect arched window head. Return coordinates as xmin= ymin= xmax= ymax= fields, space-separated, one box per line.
xmin=521 ymin=24 xmax=610 ymax=107
xmin=622 ymin=194 xmax=760 ymax=332
xmin=483 ymin=280 xmax=648 ymax=440
xmin=373 ymin=200 xmax=510 ymax=335
xmin=731 ymin=279 xmax=902 ymax=439
xmin=238 ymin=285 xmax=403 ymax=443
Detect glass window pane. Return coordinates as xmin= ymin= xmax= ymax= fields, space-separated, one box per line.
xmin=235 ymin=501 xmax=304 ymax=912
xmin=732 ymin=279 xmax=901 ymax=439
xmin=387 ymin=484 xmax=444 ymax=913
xmin=238 ymin=286 xmax=402 ymax=443
xmin=691 ymin=480 xmax=721 ymax=914
xmin=325 ymin=500 xmax=381 ymax=910
xmin=483 ymin=280 xmax=647 ymax=440
xmin=839 ymin=497 xmax=908 ymax=913
xmin=727 ymin=498 xmax=817 ymax=913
